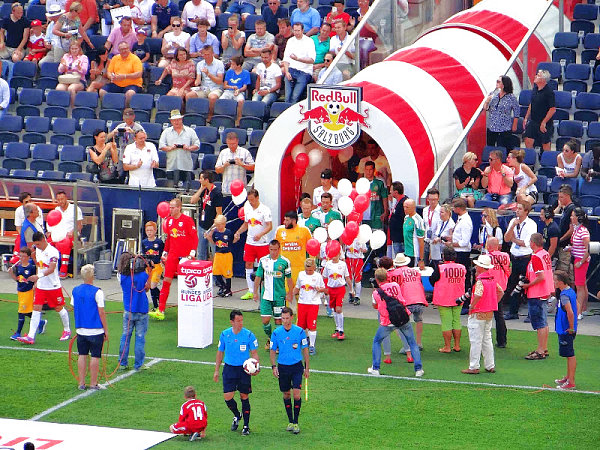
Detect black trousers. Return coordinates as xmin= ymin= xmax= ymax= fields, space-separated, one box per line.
xmin=503 ymin=254 xmax=531 ymax=316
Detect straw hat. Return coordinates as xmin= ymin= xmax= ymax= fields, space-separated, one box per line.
xmin=473 ymin=254 xmax=494 ymax=270
xmin=392 ymin=253 xmax=411 ymax=267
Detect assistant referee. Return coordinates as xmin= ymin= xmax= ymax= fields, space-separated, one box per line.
xmin=214 ymin=309 xmax=260 ymax=436
xmin=270 ymin=307 xmax=310 ymax=435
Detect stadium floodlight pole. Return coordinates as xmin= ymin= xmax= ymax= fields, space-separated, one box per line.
xmin=419 ymin=0 xmax=554 ymax=205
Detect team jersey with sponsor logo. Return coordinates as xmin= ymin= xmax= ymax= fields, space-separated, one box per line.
xmin=218 ymin=327 xmax=258 ymax=366
xmin=244 ymin=202 xmax=272 ymax=246
xmin=142 ymin=237 xmax=165 ymax=265
xmin=345 ymin=238 xmax=367 ymax=259
xmin=275 ymin=225 xmax=311 ymax=270
xmin=256 ymin=255 xmax=292 ymax=301
xmin=270 ymin=324 xmax=308 ymax=365
xmin=35 ymin=244 xmax=61 ymax=290
xmin=295 ymin=270 xmax=325 ymax=305
xmin=322 ymin=260 xmax=349 ymax=288
xmin=213 ymin=228 xmax=234 ymax=253
xmin=164 ymin=214 xmax=198 ymax=257
xmin=14 ymin=261 xmax=36 ymax=292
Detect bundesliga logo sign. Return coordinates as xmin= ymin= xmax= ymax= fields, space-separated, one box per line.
xmin=299 ymin=85 xmax=368 ymax=150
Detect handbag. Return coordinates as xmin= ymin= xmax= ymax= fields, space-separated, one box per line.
xmin=58 ymin=73 xmax=80 ymax=85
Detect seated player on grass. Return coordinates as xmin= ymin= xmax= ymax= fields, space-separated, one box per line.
xmin=170 ymin=385 xmax=208 ymax=441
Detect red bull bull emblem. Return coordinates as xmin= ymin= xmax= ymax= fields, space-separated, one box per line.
xmin=299 ymin=85 xmax=367 ymax=150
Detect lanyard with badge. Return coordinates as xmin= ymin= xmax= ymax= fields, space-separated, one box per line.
xmin=426 ymin=207 xmax=435 ymax=239
xmin=514 ymin=221 xmax=524 ymax=249
xmin=201 ymin=185 xmax=213 ymax=222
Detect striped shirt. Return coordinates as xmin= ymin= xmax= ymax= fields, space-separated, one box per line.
xmin=570 ymin=224 xmax=590 ymax=260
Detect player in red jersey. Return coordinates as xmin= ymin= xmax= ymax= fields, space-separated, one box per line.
xmin=149 ymin=198 xmax=198 ymax=320
xmin=170 ymin=386 xmax=207 ymax=441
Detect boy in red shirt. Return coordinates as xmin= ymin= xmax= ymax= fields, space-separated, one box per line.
xmin=170 ymin=386 xmax=207 ymax=441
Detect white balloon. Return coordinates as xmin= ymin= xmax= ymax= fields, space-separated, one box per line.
xmin=291 ymin=144 xmax=306 ymax=162
xmin=337 ymin=178 xmax=352 ymax=197
xmin=358 ymin=224 xmax=372 ymax=244
xmin=356 ymin=177 xmax=371 ymax=195
xmin=370 ymin=229 xmax=386 ymax=250
xmin=308 ymin=148 xmax=323 ymax=167
xmin=232 ymin=189 xmax=247 ymax=205
xmin=313 ymin=227 xmax=328 ymax=244
xmin=338 ymin=146 xmax=353 ymax=163
xmin=337 ymin=196 xmax=354 ymax=216
xmin=328 ymin=220 xmax=344 ymax=240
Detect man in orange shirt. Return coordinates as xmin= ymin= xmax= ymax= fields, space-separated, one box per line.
xmin=100 ymin=41 xmax=143 ymax=106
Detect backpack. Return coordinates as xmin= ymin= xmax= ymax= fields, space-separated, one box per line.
xmin=376 ymin=288 xmax=410 ymax=327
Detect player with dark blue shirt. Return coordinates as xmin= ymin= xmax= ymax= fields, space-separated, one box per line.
xmin=142 ymin=221 xmax=165 ymax=310
xmin=270 ymin=307 xmax=310 ymax=434
xmin=207 ymin=215 xmax=234 ymax=297
xmin=214 ymin=310 xmax=259 ymax=436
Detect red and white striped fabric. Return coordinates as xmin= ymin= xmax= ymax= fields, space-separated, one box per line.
xmin=571 ymin=225 xmax=590 ymax=261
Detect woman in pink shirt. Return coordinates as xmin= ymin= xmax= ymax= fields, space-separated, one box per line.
xmin=56 ymin=42 xmax=89 ymax=106
xmin=569 ymin=208 xmax=591 ymax=319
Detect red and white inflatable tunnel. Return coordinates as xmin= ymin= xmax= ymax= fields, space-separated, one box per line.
xmin=255 ymin=0 xmax=558 ymax=224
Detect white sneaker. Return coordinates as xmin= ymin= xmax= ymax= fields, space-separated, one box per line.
xmin=578 ymin=313 xmax=583 ymax=320
xmin=367 ymin=366 xmax=380 ymax=376
xmin=415 ymin=369 xmax=425 ymax=377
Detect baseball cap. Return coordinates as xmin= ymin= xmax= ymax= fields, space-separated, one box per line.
xmin=135 ymin=28 xmax=148 ymax=36
xmin=30 ymin=19 xmax=43 ymax=27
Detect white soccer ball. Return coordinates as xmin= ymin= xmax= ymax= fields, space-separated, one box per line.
xmin=243 ymin=358 xmax=260 ymax=375
xmin=326 ymin=102 xmax=341 ymax=116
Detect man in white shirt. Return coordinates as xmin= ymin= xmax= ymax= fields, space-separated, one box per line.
xmin=422 ymin=188 xmax=441 ymax=264
xmin=312 ymin=168 xmax=340 ymax=209
xmin=215 ymin=132 xmax=255 ymax=195
xmin=329 ymin=19 xmax=355 ymax=79
xmin=0 ymin=62 xmax=8 ymax=120
xmin=503 ymin=201 xmax=537 ymax=320
xmin=252 ymin=48 xmax=282 ymax=106
xmin=451 ymin=197 xmax=473 ymax=297
xmin=15 ymin=192 xmax=44 ymax=233
xmin=186 ymin=45 xmax=224 ymax=121
xmin=48 ymin=190 xmax=83 ymax=279
xmin=182 ymin=0 xmax=216 ymax=33
xmin=135 ymin=0 xmax=154 ymax=27
xmin=123 ymin=130 xmax=160 ymax=187
xmin=283 ymin=22 xmax=316 ymax=103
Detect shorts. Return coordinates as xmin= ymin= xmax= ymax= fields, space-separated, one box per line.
xmin=558 ymin=333 xmax=576 ymax=358
xmin=34 ymin=288 xmax=65 ymax=308
xmin=524 ymin=120 xmax=553 ymax=144
xmin=573 ymin=258 xmax=589 ymax=286
xmin=438 ymin=305 xmax=461 ymax=331
xmin=77 ymin=333 xmax=104 ymax=358
xmin=213 ymin=252 xmax=233 ymax=278
xmin=150 ymin=263 xmax=164 ymax=284
xmin=527 ymin=298 xmax=548 ymax=330
xmin=297 ymin=303 xmax=319 ymax=330
xmin=260 ymin=296 xmax=285 ymax=318
xmin=278 ymin=361 xmax=304 ymax=392
xmin=227 ymin=1 xmax=256 ymax=15
xmin=328 ymin=285 xmax=346 ymax=309
xmin=243 ymin=243 xmax=269 ymax=263
xmin=222 ymin=363 xmax=252 ymax=394
xmin=171 ymin=421 xmax=207 ymax=434
xmin=220 ymin=89 xmax=246 ymax=102
xmin=163 ymin=254 xmax=182 ymax=279
xmin=18 ymin=290 xmax=34 ymax=314
xmin=102 ymin=83 xmax=142 ymax=94
xmin=407 ymin=304 xmax=425 ymax=322
xmin=525 ymin=190 xmax=539 ymax=204
xmin=53 ymin=236 xmax=74 ymax=257
xmin=191 ymin=86 xmax=223 ymax=98
xmin=346 ymin=258 xmax=364 ymax=282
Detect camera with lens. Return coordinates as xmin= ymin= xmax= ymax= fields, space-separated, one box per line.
xmin=511 ymin=275 xmax=527 ymax=296
xmin=229 ymin=159 xmax=236 ymax=164
xmin=117 ymin=127 xmax=126 ymax=134
xmin=455 ymin=292 xmax=471 ymax=305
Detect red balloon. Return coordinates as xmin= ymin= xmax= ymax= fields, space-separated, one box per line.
xmin=306 ymin=238 xmax=320 ymax=257
xmin=237 ymin=207 xmax=245 ymax=221
xmin=341 ymin=230 xmax=354 ymax=246
xmin=349 ymin=188 xmax=358 ymax=201
xmin=157 ymin=201 xmax=170 ymax=219
xmin=162 ymin=220 xmax=169 ymax=234
xmin=46 ymin=210 xmax=62 ymax=227
xmin=353 ymin=194 xmax=369 ymax=213
xmin=294 ymin=166 xmax=306 ymax=178
xmin=230 ymin=179 xmax=244 ymax=197
xmin=326 ymin=240 xmax=341 ymax=259
xmin=345 ymin=221 xmax=359 ymax=239
xmin=347 ymin=210 xmax=362 ymax=223
xmin=295 ymin=153 xmax=309 ymax=170
xmin=327 ymin=149 xmax=337 ymax=157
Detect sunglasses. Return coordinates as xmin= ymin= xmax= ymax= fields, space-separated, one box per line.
xmin=172 ymin=24 xmax=181 ymax=27
xmin=324 ymin=58 xmax=332 ymax=62
xmin=268 ymin=1 xmax=277 ymax=4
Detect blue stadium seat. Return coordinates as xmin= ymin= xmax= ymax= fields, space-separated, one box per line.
xmin=574 ymin=92 xmax=600 ymax=122
xmin=186 ymin=98 xmax=210 ymax=116
xmin=195 ymin=126 xmax=218 ymax=143
xmin=157 ymin=151 xmax=167 ymax=168
xmin=515 ymin=147 xmax=537 ymax=166
xmin=26 ymin=5 xmax=48 ymax=23
xmin=221 ymin=128 xmax=247 ymax=145
xmin=553 ymin=108 xmax=570 ymax=122
xmin=89 ymin=35 xmax=108 ymax=50
xmin=269 ymin=102 xmax=292 ymax=122
xmin=44 ymin=90 xmax=71 ymax=119
xmin=594 ymin=206 xmax=600 ymax=216
xmin=550 ymin=176 xmax=578 ymax=194
xmin=571 ymin=19 xmax=595 ymax=35
xmin=39 ymin=170 xmax=65 ymax=180
xmin=0 ymin=4 xmax=12 ymax=20
xmin=535 ymin=175 xmax=548 ymax=193
xmin=537 ymin=62 xmax=562 ymax=80
xmin=10 ymin=61 xmax=37 ymax=89
xmin=317 ymin=5 xmax=330 ymax=19
xmin=213 ymin=99 xmax=237 ymax=117
xmin=482 ymin=145 xmax=506 ymax=163
xmin=558 ymin=120 xmax=584 ymax=138
xmin=474 ymin=199 xmax=500 ymax=209
xmin=39 ymin=62 xmax=60 ymax=80
xmin=582 ymin=33 xmax=600 ymax=65
xmin=156 ymin=95 xmax=183 ymax=112
xmin=552 ymin=48 xmax=576 ymax=66
xmin=580 ymin=179 xmax=600 ymax=196
xmin=579 ymin=195 xmax=600 ymax=209
xmin=78 ymin=135 xmax=94 ymax=147
xmin=80 ymin=118 xmax=107 ymax=135
xmin=17 ymin=88 xmax=44 ymax=117
xmin=23 ymin=116 xmax=50 ymax=144
xmin=99 ymin=93 xmax=126 ymax=121
xmin=587 ymin=121 xmax=600 ymax=139
xmin=210 ymin=115 xmax=235 ymax=128
xmin=72 ymin=92 xmax=99 ymax=121
xmin=10 ymin=169 xmax=36 ymax=179
xmin=0 ymin=167 xmax=8 ymax=177
xmin=554 ymin=32 xmax=579 ymax=49
xmin=242 ymin=100 xmax=267 ymax=120
xmin=215 ymin=13 xmax=233 ymax=35
xmin=147 ymin=67 xmax=170 ymax=96
xmin=129 ymin=94 xmax=154 ymax=122
xmin=2 ymin=142 xmax=30 ymax=170
xmin=198 ymin=142 xmax=214 ymax=154
xmin=67 ymin=172 xmax=93 ymax=181
xmin=142 ymin=122 xmax=163 ymax=142
xmin=0 ymin=115 xmax=24 ymax=144
xmin=183 ymin=114 xmax=206 ymax=127
xmin=244 ymin=14 xmax=263 ymax=34
xmin=563 ymin=63 xmax=591 ymax=93
xmin=155 ymin=177 xmax=169 ymax=187
xmin=539 ymin=150 xmax=560 ymax=169
xmin=250 ymin=129 xmax=265 ymax=146
xmin=146 ymin=38 xmax=163 ymax=62
xmin=574 ymin=2 xmax=598 ymax=20
xmin=51 ymin=117 xmax=78 ymax=146
xmin=30 ymin=143 xmax=58 ymax=171
xmin=554 ymin=90 xmax=572 ymax=109
xmin=201 ymin=154 xmax=218 ymax=170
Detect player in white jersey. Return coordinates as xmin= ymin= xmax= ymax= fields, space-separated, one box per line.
xmin=293 ymin=258 xmax=326 ymax=355
xmin=17 ymin=232 xmax=71 ymax=345
xmin=322 ymin=250 xmax=353 ymax=340
xmin=345 ymin=237 xmax=367 ymax=305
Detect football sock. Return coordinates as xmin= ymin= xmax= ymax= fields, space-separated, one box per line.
xmin=293 ymin=398 xmax=302 ymax=424
xmin=338 ymin=313 xmax=344 ymax=332
xmin=245 ymin=269 xmax=254 ymax=292
xmin=158 ymin=280 xmax=172 ymax=312
xmin=284 ymin=398 xmax=293 ymax=422
xmin=333 ymin=313 xmax=339 ymax=330
xmin=241 ymin=398 xmax=250 ymax=427
xmin=263 ymin=323 xmax=272 ymax=338
xmin=150 ymin=288 xmax=159 ymax=309
xmin=214 ymin=275 xmax=224 ymax=289
xmin=355 ymin=283 xmax=362 ymax=298
xmin=58 ymin=308 xmax=70 ymax=331
xmin=308 ymin=330 xmax=317 ymax=347
xmin=60 ymin=254 xmax=69 ymax=272
xmin=225 ymin=399 xmax=240 ymax=418
xmin=17 ymin=313 xmax=26 ymax=334
xmin=225 ymin=278 xmax=231 ymax=292
xmin=28 ymin=310 xmax=42 ymax=338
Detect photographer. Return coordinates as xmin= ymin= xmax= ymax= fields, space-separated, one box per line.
xmin=87 ymin=129 xmax=119 ymax=184
xmin=106 ymin=108 xmax=145 ymax=183
xmin=123 ymin=130 xmax=159 ymax=188
xmin=215 ymin=132 xmax=255 ymax=196
xmin=159 ymin=109 xmax=200 ymax=189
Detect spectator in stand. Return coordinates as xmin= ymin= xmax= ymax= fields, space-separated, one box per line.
xmin=182 ymin=0 xmax=216 ymax=34
xmin=106 ymin=17 xmax=137 ymax=57
xmin=252 ymin=48 xmax=282 ymax=107
xmin=97 ymin=0 xmax=124 ymax=37
xmin=311 ymin=23 xmax=331 ymax=77
xmin=190 ymin=170 xmax=223 ymax=261
xmin=557 ymin=139 xmax=583 ymax=179
xmin=0 ymin=62 xmax=9 ymax=120
xmin=325 ymin=1 xmax=353 ymax=33
xmin=134 ymin=0 xmax=154 ymax=28
xmin=483 ymin=75 xmax=519 ymax=150
xmin=189 ymin=19 xmax=220 ymax=62
xmin=87 ymin=129 xmax=119 ymax=183
xmin=155 ymin=47 xmax=196 ymax=102
xmin=357 ymin=0 xmax=377 ymax=70
xmin=215 ymin=132 xmax=255 ymax=195
xmin=243 ymin=20 xmax=275 ymax=71
xmin=25 ymin=20 xmax=48 ymax=64
xmin=0 ymin=3 xmax=30 ymax=63
xmin=275 ymin=18 xmax=293 ymax=64
xmin=569 ymin=208 xmax=591 ymax=320
xmin=554 ymin=184 xmax=577 ymax=273
xmin=389 ymin=181 xmax=407 ymax=256
xmin=221 ymin=15 xmax=245 ymax=68
xmin=581 ymin=143 xmax=600 ymax=183
xmin=402 ymin=199 xmax=424 ymax=270
xmin=290 ymin=0 xmax=321 ymax=37
xmin=540 ymin=205 xmax=560 ymax=265
xmin=453 ymin=152 xmax=482 ymax=208
xmin=101 ymin=41 xmax=144 ymax=106
xmin=65 ymin=0 xmax=99 ymax=37
xmin=474 ymin=208 xmax=503 ymax=254
xmin=123 ymin=130 xmax=160 ymax=187
xmin=316 ymin=51 xmax=342 ymax=84
xmin=329 ymin=19 xmax=355 ymax=78
xmin=40 ymin=5 xmax=65 ymax=65
xmin=263 ymin=0 xmax=289 ymax=36
xmin=506 ymin=149 xmax=538 ymax=208
xmin=283 ymin=22 xmax=315 ymax=103
xmin=451 ymin=198 xmax=473 ymax=298
xmin=523 ymin=69 xmax=556 ymax=152
xmin=106 ymin=108 xmax=146 ymax=150
xmin=481 ymin=149 xmax=514 ymax=206
xmin=422 ymin=188 xmax=441 ymax=264
xmin=56 ymin=42 xmax=89 ymax=106
xmin=158 ymin=17 xmax=191 ymax=68
xmin=152 ymin=0 xmax=181 ymax=38
xmin=430 ymin=204 xmax=454 ymax=269
xmin=132 ymin=28 xmax=150 ymax=69
xmin=86 ymin=46 xmax=109 ymax=93
xmin=54 ymin=3 xmax=95 ymax=58
xmin=186 ymin=45 xmax=225 ymax=122
xmin=221 ymin=56 xmax=251 ymax=125
xmin=312 ymin=169 xmax=340 ymax=209
xmin=159 ymin=109 xmax=201 ymax=189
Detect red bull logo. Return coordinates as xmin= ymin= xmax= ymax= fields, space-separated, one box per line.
xmin=330 ymin=273 xmax=343 ymax=280
xmin=299 ymin=85 xmax=367 ymax=150
xmin=248 ymin=218 xmax=263 ymax=226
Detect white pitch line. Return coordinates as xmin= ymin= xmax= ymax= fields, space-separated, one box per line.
xmin=30 ymin=358 xmax=163 ymax=421
xmin=3 ymin=345 xmax=598 ymax=396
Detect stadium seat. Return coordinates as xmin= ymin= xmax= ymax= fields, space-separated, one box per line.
xmin=538 ymin=62 xmax=562 ymax=81
xmin=147 ymin=67 xmax=170 ymax=96
xmin=183 ymin=114 xmax=206 ymax=127
xmin=574 ymin=92 xmax=600 ymax=122
xmin=582 ymin=33 xmax=600 ymax=65
xmin=241 ymin=100 xmax=267 ymax=121
xmin=539 ymin=150 xmax=560 ymax=178
xmin=0 ymin=115 xmax=24 ymax=145
xmin=10 ymin=169 xmax=36 ymax=179
xmin=552 ymin=48 xmax=576 ymax=66
xmin=156 ymin=95 xmax=183 ymax=113
xmin=563 ymin=64 xmax=591 ymax=93
xmin=23 ymin=116 xmax=50 ymax=144
xmin=185 ymin=97 xmax=210 ymax=116
xmin=221 ymin=128 xmax=247 ymax=145
xmin=594 ymin=206 xmax=600 ymax=216
xmin=44 ymin=90 xmax=71 ymax=119
xmin=558 ymin=120 xmax=584 ymax=138
xmin=554 ymin=90 xmax=572 ymax=110
xmin=16 ymin=88 xmax=43 ymax=117
xmin=51 ymin=117 xmax=78 ymax=146
xmin=550 ymin=176 xmax=578 ymax=194
xmin=66 ymin=172 xmax=93 ymax=182
xmin=553 ymin=109 xmax=570 ymax=122
xmin=579 ymin=195 xmax=600 ymax=209
xmin=554 ymin=32 xmax=579 ymax=49
xmin=129 ymin=94 xmax=154 ymax=122
xmin=39 ymin=170 xmax=65 ymax=180
xmin=518 ymin=90 xmax=532 ymax=117
xmin=78 ymin=135 xmax=94 ymax=147
xmin=535 ymin=174 xmax=548 ymax=193
xmin=474 ymin=199 xmax=500 ymax=209
xmin=72 ymin=92 xmax=99 ymax=121
xmin=26 ymin=4 xmax=48 ymax=23
xmin=142 ymin=122 xmax=163 ymax=143
xmin=10 ymin=61 xmax=37 ymax=89
xmin=574 ymin=2 xmax=598 ymax=20
xmin=0 ymin=167 xmax=8 ymax=177
xmin=210 ymin=116 xmax=235 ymax=129
xmin=30 ymin=144 xmax=59 ymax=172
xmin=482 ymin=145 xmax=506 ymax=163
xmin=250 ymin=129 xmax=265 ymax=146
xmin=244 ymin=14 xmax=263 ymax=34
xmin=2 ymin=142 xmax=30 ymax=170
xmin=317 ymin=5 xmax=330 ymax=19
xmin=146 ymin=38 xmax=163 ymax=63
xmin=89 ymin=35 xmax=108 ymax=50
xmin=195 ymin=126 xmax=219 ymax=143
xmin=157 ymin=151 xmax=167 ymax=168
xmin=0 ymin=4 xmax=12 ymax=20
xmin=214 ymin=99 xmax=238 ymax=118
xmin=580 ymin=179 xmax=600 ymax=197
xmin=201 ymin=154 xmax=217 ymax=170
xmin=198 ymin=142 xmax=214 ymax=154
xmin=215 ymin=12 xmax=233 ymax=35
xmin=39 ymin=62 xmax=60 ymax=80
xmin=99 ymin=93 xmax=126 ymax=121
xmin=571 ymin=19 xmax=595 ymax=35
xmin=155 ymin=177 xmax=169 ymax=187
xmin=81 ymin=118 xmax=107 ymax=135
xmin=515 ymin=147 xmax=537 ymax=166
xmin=154 ymin=111 xmax=172 ymax=124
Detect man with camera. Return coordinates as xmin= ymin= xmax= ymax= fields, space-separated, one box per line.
xmin=107 ymin=108 xmax=145 ymax=183
xmin=215 ymin=132 xmax=255 ymax=196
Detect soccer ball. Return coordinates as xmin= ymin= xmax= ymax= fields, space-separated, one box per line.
xmin=243 ymin=358 xmax=260 ymax=375
xmin=326 ymin=102 xmax=341 ymax=116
